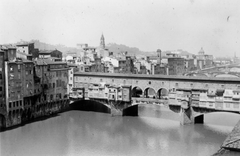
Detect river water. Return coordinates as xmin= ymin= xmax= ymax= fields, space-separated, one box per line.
xmin=1 ymin=105 xmax=240 ymax=156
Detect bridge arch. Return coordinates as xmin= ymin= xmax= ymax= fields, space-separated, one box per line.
xmin=193 ymin=109 xmax=240 ymax=117
xmin=156 ymin=88 xmax=168 ymax=99
xmin=230 ymin=67 xmax=240 ymax=72
xmin=185 ymin=72 xmax=208 ymax=77
xmin=70 ymin=99 xmax=111 ymax=114
xmin=192 ymin=110 xmax=240 ymax=124
xmin=144 ymin=87 xmax=156 ymax=98
xmin=211 ymin=72 xmax=225 ymax=77
xmin=214 ymin=73 xmax=240 ymax=78
xmin=123 ymin=103 xmax=181 ymax=117
xmin=132 ymin=86 xmax=143 ymax=98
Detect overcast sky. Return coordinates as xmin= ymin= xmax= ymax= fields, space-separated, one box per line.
xmin=1 ymin=0 xmax=240 ymax=56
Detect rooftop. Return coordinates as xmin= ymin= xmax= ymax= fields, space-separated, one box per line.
xmin=21 ymin=58 xmax=34 ymax=63
xmin=39 ymin=50 xmax=52 ymax=54
xmin=0 ymin=44 xmax=16 ymax=49
xmin=83 ymin=46 xmax=96 ymax=50
xmin=8 ymin=58 xmax=33 ymax=64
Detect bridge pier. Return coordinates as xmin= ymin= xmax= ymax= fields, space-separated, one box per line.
xmin=110 ymin=104 xmax=138 ymax=116
xmin=111 ymin=108 xmax=123 ymax=116
xmin=180 ymin=107 xmax=193 ymax=125
xmin=180 ymin=107 xmax=204 ymax=125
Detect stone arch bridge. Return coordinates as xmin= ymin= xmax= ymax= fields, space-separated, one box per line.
xmin=71 ymin=97 xmax=240 ymax=125
xmin=73 ymin=72 xmax=240 ymax=124
xmin=185 ymin=64 xmax=240 ymax=78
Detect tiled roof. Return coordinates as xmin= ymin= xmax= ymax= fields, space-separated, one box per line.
xmin=39 ymin=50 xmax=52 ymax=54
xmin=83 ymin=46 xmax=96 ymax=49
xmin=1 ymin=44 xmax=16 ymax=49
xmin=21 ymin=58 xmax=34 ymax=63
xmin=16 ymin=50 xmax=32 ymax=56
xmin=35 ymin=59 xmax=50 ymax=65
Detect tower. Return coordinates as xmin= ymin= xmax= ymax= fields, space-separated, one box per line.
xmin=198 ymin=47 xmax=205 ymax=55
xmin=157 ymin=49 xmax=161 ymax=64
xmin=100 ymin=34 xmax=105 ymax=49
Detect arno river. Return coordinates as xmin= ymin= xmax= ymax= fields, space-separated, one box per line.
xmin=1 ymin=105 xmax=240 ymax=156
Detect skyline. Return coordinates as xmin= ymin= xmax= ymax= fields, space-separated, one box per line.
xmin=1 ymin=0 xmax=240 ymax=57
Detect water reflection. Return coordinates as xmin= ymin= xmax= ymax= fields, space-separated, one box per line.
xmin=1 ymin=105 xmax=239 ymax=156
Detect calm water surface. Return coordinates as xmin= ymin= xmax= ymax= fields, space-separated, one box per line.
xmin=1 ymin=105 xmax=240 ymax=156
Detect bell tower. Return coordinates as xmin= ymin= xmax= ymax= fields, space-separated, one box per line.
xmin=100 ymin=34 xmax=105 ymax=49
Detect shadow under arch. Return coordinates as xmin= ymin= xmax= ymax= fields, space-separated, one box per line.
xmin=156 ymin=88 xmax=168 ymax=99
xmin=123 ymin=103 xmax=181 ymax=117
xmin=193 ymin=109 xmax=240 ymax=124
xmin=144 ymin=87 xmax=156 ymax=98
xmin=132 ymin=86 xmax=143 ymax=98
xmin=70 ymin=100 xmax=111 ymax=114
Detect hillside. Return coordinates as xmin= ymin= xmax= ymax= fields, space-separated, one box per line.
xmin=106 ymin=43 xmax=148 ymax=56
xmin=16 ymin=40 xmax=79 ymax=56
xmin=15 ymin=40 xmax=193 ymax=57
xmin=106 ymin=43 xmax=193 ymax=57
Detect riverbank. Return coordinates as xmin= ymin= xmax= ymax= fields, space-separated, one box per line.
xmin=0 ymin=99 xmax=111 ymax=131
xmin=0 ymin=99 xmax=69 ymax=130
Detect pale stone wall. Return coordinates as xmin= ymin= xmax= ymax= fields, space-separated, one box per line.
xmin=74 ymin=74 xmax=240 ymax=94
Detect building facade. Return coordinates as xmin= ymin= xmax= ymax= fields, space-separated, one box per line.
xmin=0 ymin=44 xmax=70 ymax=128
xmin=16 ymin=43 xmax=35 ymax=60
xmin=0 ymin=50 xmax=6 ymax=127
xmin=168 ymin=57 xmax=185 ymax=75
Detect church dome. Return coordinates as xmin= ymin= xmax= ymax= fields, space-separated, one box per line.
xmin=198 ymin=47 xmax=205 ymax=55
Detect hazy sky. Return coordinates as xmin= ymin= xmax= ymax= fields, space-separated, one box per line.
xmin=1 ymin=0 xmax=240 ymax=56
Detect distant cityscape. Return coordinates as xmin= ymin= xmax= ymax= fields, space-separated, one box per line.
xmin=61 ymin=34 xmax=240 ymax=76
xmin=11 ymin=34 xmax=240 ymax=76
